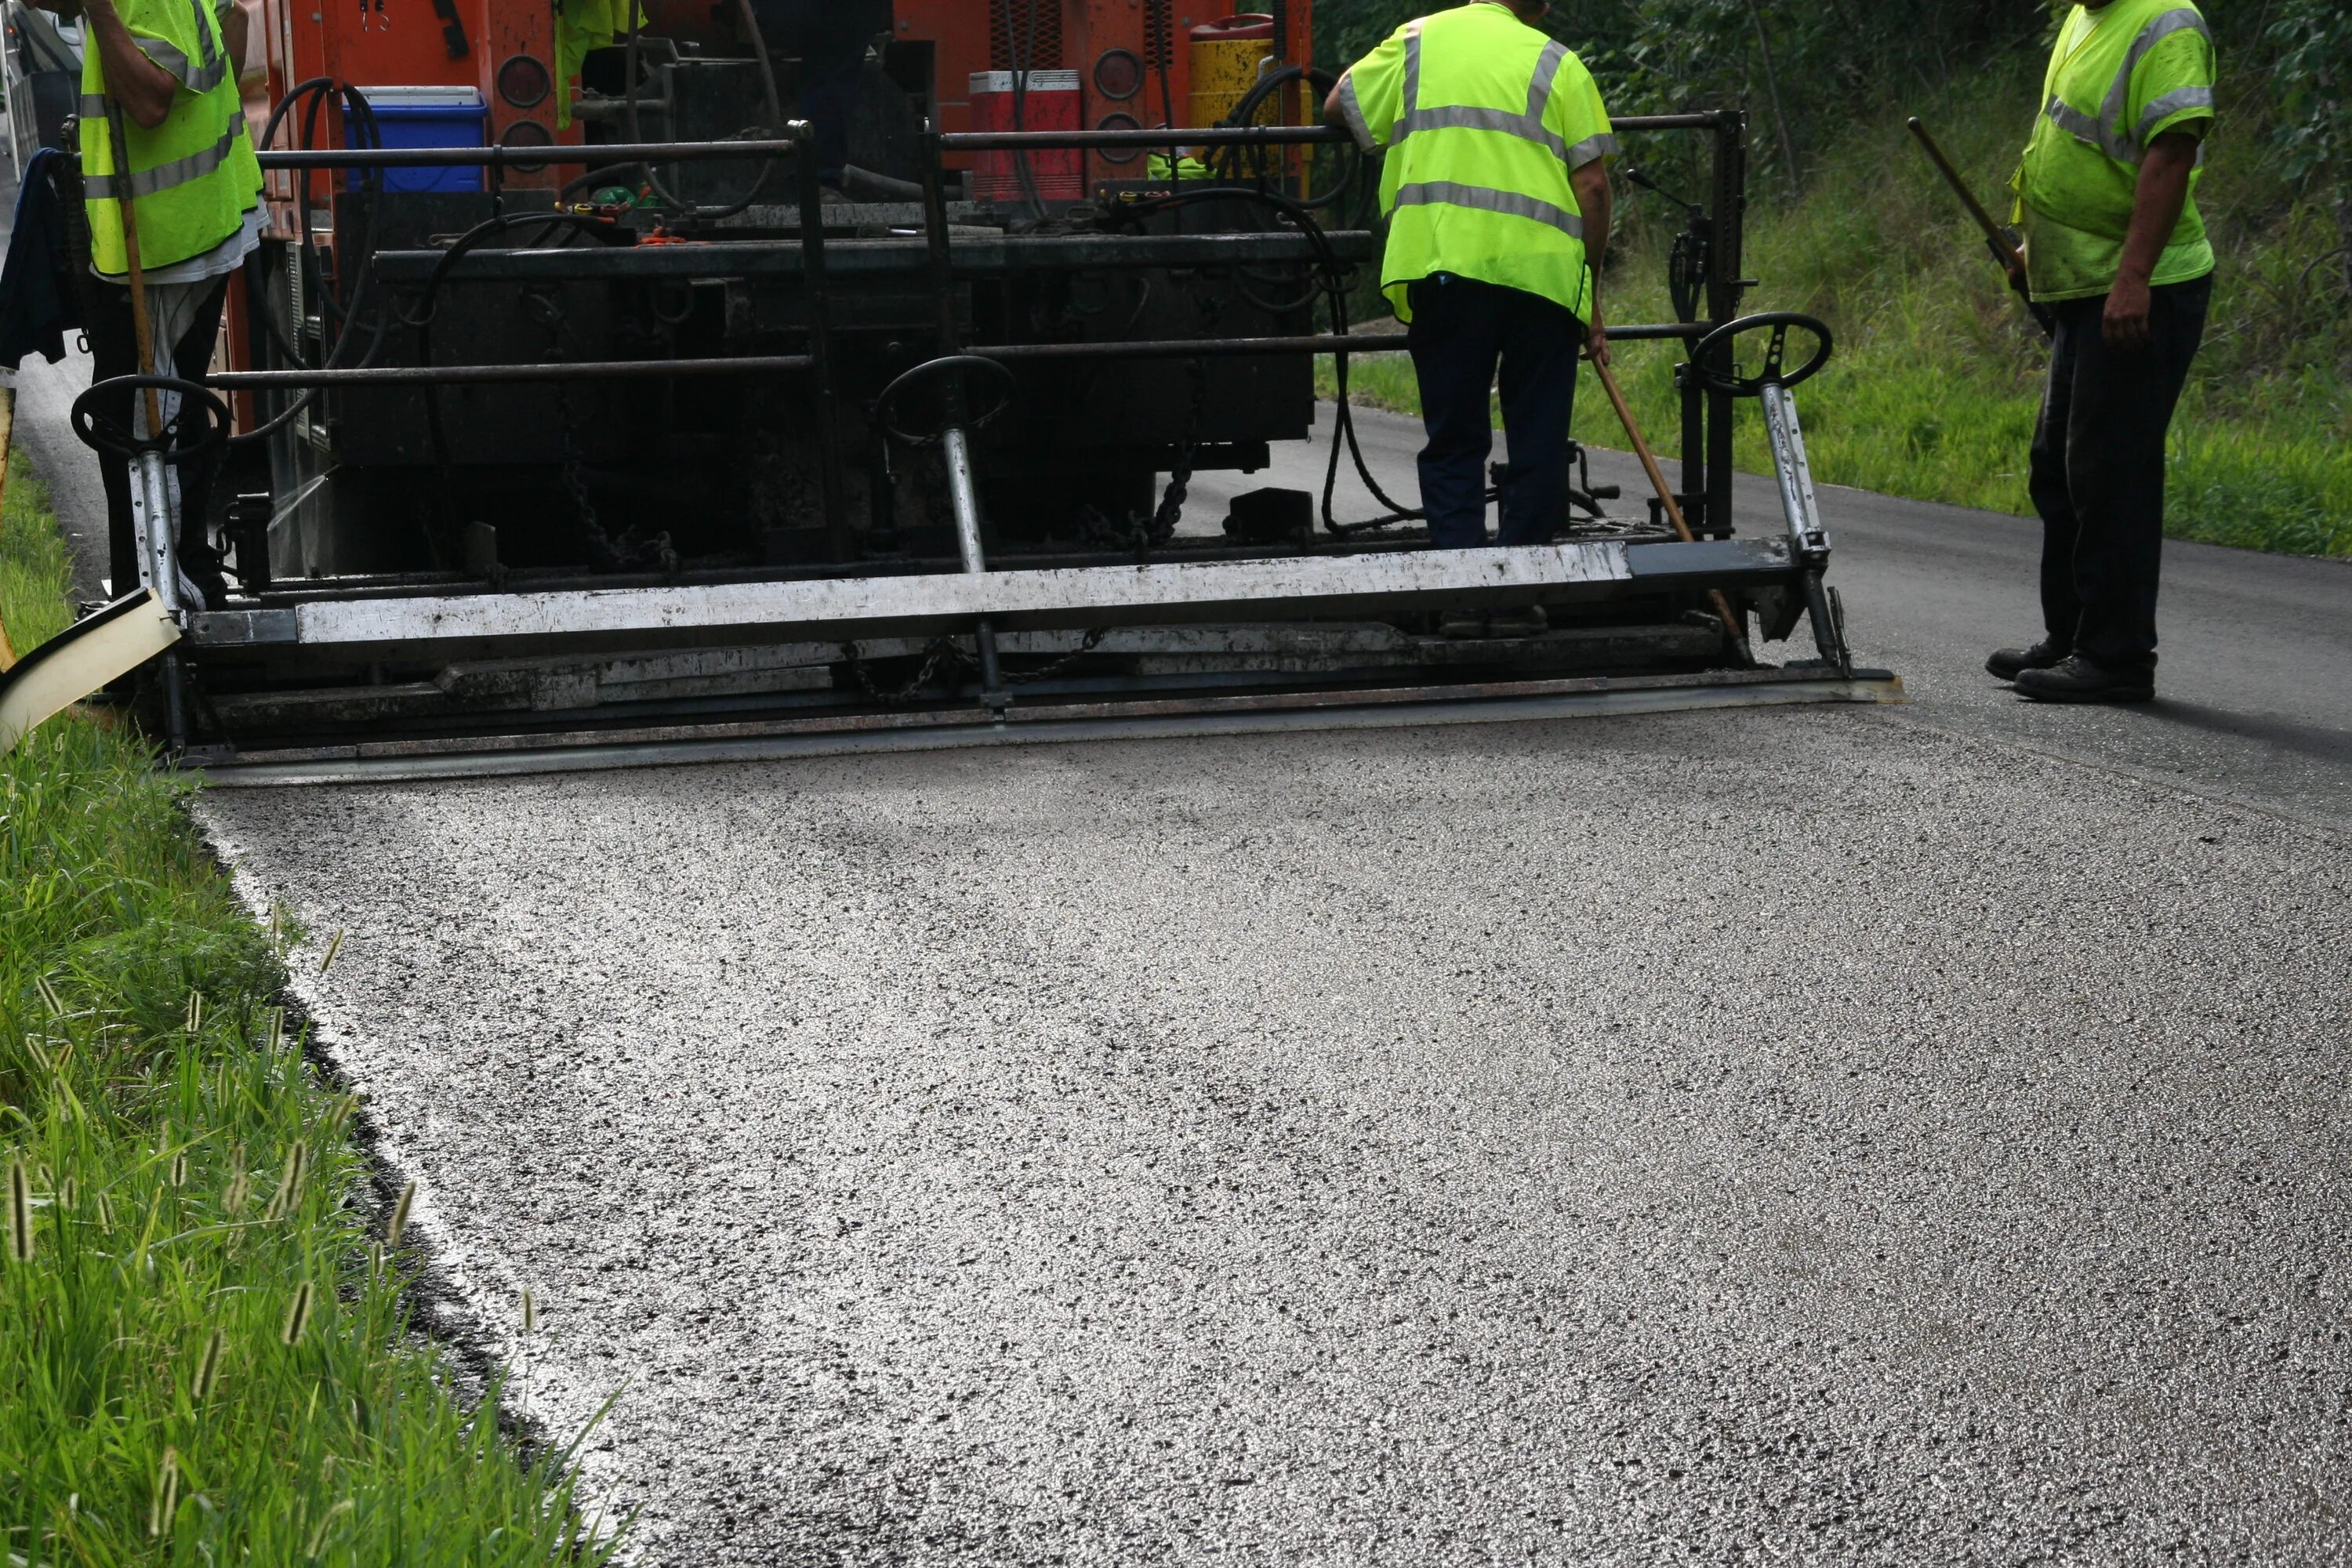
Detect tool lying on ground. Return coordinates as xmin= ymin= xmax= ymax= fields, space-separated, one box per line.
xmin=1907 ymin=116 xmax=2057 ymax=339
xmin=9 ymin=1 xmax=1897 ymax=779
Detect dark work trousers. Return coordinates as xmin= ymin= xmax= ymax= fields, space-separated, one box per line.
xmin=82 ymin=272 xmax=230 ymax=601
xmin=2029 ymin=273 xmax=2212 ymax=673
xmin=1403 ymin=272 xmax=1582 ymax=548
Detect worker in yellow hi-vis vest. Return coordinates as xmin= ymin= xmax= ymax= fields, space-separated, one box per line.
xmin=1326 ymin=0 xmax=1615 ymax=638
xmin=1986 ymin=0 xmax=2217 ymax=705
xmin=36 ymin=0 xmax=263 ymax=608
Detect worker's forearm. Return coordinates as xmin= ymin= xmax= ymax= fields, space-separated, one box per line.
xmin=2118 ymin=143 xmax=2194 ymax=284
xmin=1573 ymin=169 xmax=1611 ymax=314
xmin=82 ymin=0 xmax=179 ymax=129
xmin=220 ymin=2 xmax=249 ymax=74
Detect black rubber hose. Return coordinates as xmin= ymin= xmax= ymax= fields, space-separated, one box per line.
xmin=622 ymin=0 xmax=786 ymax=221
xmin=1119 ymin=183 xmax=1425 ymax=532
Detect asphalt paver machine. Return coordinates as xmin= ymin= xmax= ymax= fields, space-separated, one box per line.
xmin=10 ymin=0 xmax=1900 ymax=780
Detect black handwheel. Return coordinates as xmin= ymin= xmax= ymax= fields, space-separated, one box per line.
xmin=1690 ymin=312 xmax=1834 ymax=397
xmin=71 ymin=375 xmax=234 ymax=463
xmin=873 ymin=354 xmax=1017 ymax=448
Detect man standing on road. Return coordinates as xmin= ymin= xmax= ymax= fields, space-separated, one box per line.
xmin=1326 ymin=0 xmax=1614 ymax=638
xmin=1987 ymin=0 xmax=2216 ymax=704
xmin=36 ymin=0 xmax=263 ymax=607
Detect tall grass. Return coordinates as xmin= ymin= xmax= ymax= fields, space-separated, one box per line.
xmin=1322 ymin=68 xmax=2352 ymax=557
xmin=1 ymin=453 xmax=622 ymax=1566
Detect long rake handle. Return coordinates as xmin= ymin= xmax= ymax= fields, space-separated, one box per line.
xmin=104 ymin=106 xmax=167 ymax=436
xmin=1589 ymin=356 xmax=1750 ymax=655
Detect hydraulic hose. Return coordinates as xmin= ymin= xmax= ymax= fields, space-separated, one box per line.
xmin=622 ymin=0 xmax=787 ymax=222
xmin=1120 ymin=183 xmax=1427 ymax=535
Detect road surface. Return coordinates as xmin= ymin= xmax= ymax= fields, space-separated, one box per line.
xmin=11 ymin=339 xmax=2350 ymax=1560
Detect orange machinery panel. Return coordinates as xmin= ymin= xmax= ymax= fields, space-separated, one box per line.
xmin=259 ymin=0 xmax=573 ymax=206
xmin=891 ymin=1 xmax=1311 ymax=180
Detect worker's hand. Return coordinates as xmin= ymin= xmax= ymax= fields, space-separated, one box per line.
xmin=1584 ymin=315 xmax=1610 ymax=369
xmin=2103 ymin=272 xmax=2154 ymax=353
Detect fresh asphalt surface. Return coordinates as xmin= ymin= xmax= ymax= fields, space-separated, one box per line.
xmin=13 ymin=322 xmax=2351 ymax=1558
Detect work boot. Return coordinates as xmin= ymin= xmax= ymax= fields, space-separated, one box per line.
xmin=1985 ymin=639 xmax=2070 ymax=681
xmin=2013 ymin=654 xmax=2154 ymax=705
xmin=1438 ymin=609 xmax=1486 ymax=639
xmin=1485 ymin=604 xmax=1548 ymax=638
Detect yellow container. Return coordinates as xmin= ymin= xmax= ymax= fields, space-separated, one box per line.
xmin=1189 ymin=14 xmax=1276 ymax=152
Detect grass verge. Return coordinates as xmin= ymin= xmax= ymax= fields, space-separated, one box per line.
xmin=2 ymin=452 xmax=619 ymax=1566
xmin=1318 ymin=73 xmax=2352 ymax=559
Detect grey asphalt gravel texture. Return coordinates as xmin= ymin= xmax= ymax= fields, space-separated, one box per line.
xmin=185 ymin=395 xmax=2352 ymax=1562
xmin=11 ymin=265 xmax=2347 ymax=1556
xmin=201 ymin=713 xmax=2351 ymax=1565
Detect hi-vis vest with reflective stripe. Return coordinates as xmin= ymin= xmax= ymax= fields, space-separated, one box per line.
xmin=1336 ymin=2 xmax=1614 ymax=323
xmin=2016 ymin=0 xmax=2215 ymax=245
xmin=78 ymin=0 xmax=262 ymax=276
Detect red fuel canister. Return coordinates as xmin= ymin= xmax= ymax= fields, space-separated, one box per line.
xmin=968 ymin=69 xmax=1083 ymax=203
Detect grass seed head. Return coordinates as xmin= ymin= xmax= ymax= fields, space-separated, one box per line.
xmin=95 ymin=1191 xmax=114 ymax=1232
xmin=224 ymin=1170 xmax=252 ymax=1216
xmin=149 ymin=1446 xmax=180 ymax=1538
xmin=385 ymin=1179 xmax=416 ymax=1250
xmin=317 ymin=927 xmax=347 ymax=975
xmin=191 ymin=1325 xmax=226 ymax=1403
xmin=32 ymin=973 xmax=63 ymax=1015
xmin=266 ymin=1007 xmax=285 ymax=1058
xmin=186 ymin=989 xmax=204 ymax=1033
xmin=281 ymin=1279 xmax=315 ymax=1345
xmin=6 ymin=1158 xmax=31 ymax=1263
xmin=265 ymin=1145 xmax=310 ymax=1222
xmin=305 ymin=1497 xmax=354 ymax=1560
xmin=325 ymin=1092 xmax=358 ymax=1133
xmin=169 ymin=1151 xmax=188 ymax=1188
xmin=521 ymin=1288 xmax=537 ymax=1334
xmin=57 ymin=1174 xmax=74 ymax=1210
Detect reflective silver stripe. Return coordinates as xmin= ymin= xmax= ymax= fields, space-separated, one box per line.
xmin=1564 ymin=131 xmax=1618 ymax=169
xmin=2043 ymin=93 xmax=2113 ymax=156
xmin=83 ymin=109 xmax=241 ymax=198
xmin=79 ymin=93 xmax=109 ymax=118
xmin=1400 ymin=22 xmax=1423 ymax=115
xmin=1523 ymin=38 xmax=1568 ymax=122
xmin=135 ymin=36 xmax=225 ymax=93
xmin=1393 ymin=180 xmax=1584 ymax=238
xmin=2136 ymin=84 xmax=2214 ymax=146
xmin=1398 ymin=104 xmax=1569 ymax=162
xmin=190 ymin=0 xmax=219 ymax=70
xmin=2099 ymin=7 xmax=2212 ymax=157
xmin=1335 ymin=74 xmax=1379 ymax=153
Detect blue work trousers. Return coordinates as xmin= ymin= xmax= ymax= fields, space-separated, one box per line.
xmin=1403 ymin=273 xmax=1582 ymax=548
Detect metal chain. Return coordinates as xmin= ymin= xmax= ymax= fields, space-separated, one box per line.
xmin=1142 ymin=274 xmax=1220 ymax=547
xmin=840 ymin=627 xmax=1110 ymax=705
xmin=840 ymin=637 xmax=966 ymax=703
xmin=535 ymin=291 xmax=679 ymax=574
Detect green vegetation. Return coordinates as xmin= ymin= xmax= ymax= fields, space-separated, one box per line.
xmin=1 ymin=453 xmax=619 ymax=1566
xmin=1312 ymin=2 xmax=2352 ymax=557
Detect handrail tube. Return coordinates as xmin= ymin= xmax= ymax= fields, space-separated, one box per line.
xmin=204 ymin=326 xmax=1708 ymax=389
xmin=940 ymin=112 xmax=1730 ymax=153
xmin=257 ymin=139 xmax=801 ymax=169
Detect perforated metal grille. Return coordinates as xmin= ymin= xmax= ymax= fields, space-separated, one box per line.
xmin=989 ymin=1 xmax=1065 ymax=71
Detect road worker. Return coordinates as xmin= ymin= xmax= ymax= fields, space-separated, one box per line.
xmin=36 ymin=0 xmax=263 ymax=608
xmin=1987 ymin=0 xmax=2216 ymax=703
xmin=1326 ymin=0 xmax=1613 ymax=637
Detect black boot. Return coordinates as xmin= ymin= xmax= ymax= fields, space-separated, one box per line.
xmin=2013 ymin=654 xmax=2154 ymax=705
xmin=1985 ymin=640 xmax=2070 ymax=681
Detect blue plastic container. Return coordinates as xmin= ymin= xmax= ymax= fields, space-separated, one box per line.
xmin=346 ymin=87 xmax=488 ymax=194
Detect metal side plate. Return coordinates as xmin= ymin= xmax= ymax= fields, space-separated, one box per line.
xmin=188 ymin=538 xmax=1798 ymax=653
xmin=191 ymin=666 xmax=1906 ymax=786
